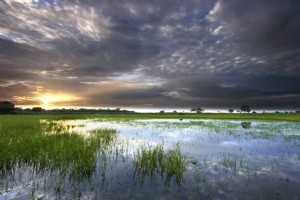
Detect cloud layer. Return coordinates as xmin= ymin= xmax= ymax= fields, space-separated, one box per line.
xmin=0 ymin=0 xmax=299 ymax=109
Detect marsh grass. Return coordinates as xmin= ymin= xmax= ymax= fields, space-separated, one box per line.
xmin=0 ymin=116 xmax=116 ymax=179
xmin=284 ymin=135 xmax=300 ymax=146
xmin=222 ymin=153 xmax=237 ymax=173
xmin=284 ymin=135 xmax=300 ymax=141
xmin=134 ymin=143 xmax=187 ymax=185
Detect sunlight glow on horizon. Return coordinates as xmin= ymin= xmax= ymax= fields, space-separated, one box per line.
xmin=37 ymin=93 xmax=79 ymax=109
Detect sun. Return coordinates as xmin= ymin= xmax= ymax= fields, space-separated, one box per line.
xmin=37 ymin=93 xmax=78 ymax=109
xmin=40 ymin=96 xmax=56 ymax=107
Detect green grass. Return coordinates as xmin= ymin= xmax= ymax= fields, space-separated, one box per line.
xmin=1 ymin=112 xmax=299 ymax=122
xmin=0 ymin=115 xmax=116 ymax=178
xmin=134 ymin=144 xmax=187 ymax=185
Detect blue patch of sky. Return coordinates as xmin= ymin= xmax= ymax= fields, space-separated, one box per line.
xmin=183 ymin=0 xmax=217 ymax=22
xmin=0 ymin=32 xmax=23 ymax=41
xmin=35 ymin=0 xmax=57 ymax=7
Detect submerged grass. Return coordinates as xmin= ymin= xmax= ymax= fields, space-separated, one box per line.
xmin=0 ymin=116 xmax=116 ymax=179
xmin=134 ymin=144 xmax=187 ymax=185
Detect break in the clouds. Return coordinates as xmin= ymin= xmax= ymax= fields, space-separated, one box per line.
xmin=0 ymin=0 xmax=300 ymax=109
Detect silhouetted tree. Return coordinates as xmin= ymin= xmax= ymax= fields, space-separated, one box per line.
xmin=159 ymin=110 xmax=165 ymax=114
xmin=191 ymin=108 xmax=196 ymax=112
xmin=228 ymin=109 xmax=234 ymax=113
xmin=0 ymin=101 xmax=15 ymax=112
xmin=32 ymin=107 xmax=43 ymax=112
xmin=240 ymin=105 xmax=251 ymax=113
xmin=191 ymin=107 xmax=204 ymax=113
xmin=14 ymin=107 xmax=23 ymax=112
xmin=197 ymin=107 xmax=204 ymax=113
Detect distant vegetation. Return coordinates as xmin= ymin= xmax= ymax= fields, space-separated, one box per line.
xmin=0 ymin=101 xmax=135 ymax=114
xmin=240 ymin=105 xmax=251 ymax=113
xmin=32 ymin=107 xmax=43 ymax=112
xmin=0 ymin=101 xmax=15 ymax=112
xmin=1 ymin=102 xmax=299 ymax=122
xmin=190 ymin=107 xmax=204 ymax=113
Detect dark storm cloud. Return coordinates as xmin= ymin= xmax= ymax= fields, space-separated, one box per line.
xmin=0 ymin=0 xmax=299 ymax=108
xmin=215 ymin=0 xmax=300 ymax=51
xmin=100 ymin=74 xmax=300 ymax=108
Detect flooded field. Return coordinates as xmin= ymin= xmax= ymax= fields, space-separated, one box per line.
xmin=1 ymin=118 xmax=300 ymax=199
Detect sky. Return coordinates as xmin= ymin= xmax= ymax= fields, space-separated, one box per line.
xmin=0 ymin=0 xmax=300 ymax=110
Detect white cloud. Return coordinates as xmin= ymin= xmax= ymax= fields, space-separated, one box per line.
xmin=211 ymin=26 xmax=223 ymax=35
xmin=162 ymin=91 xmax=187 ymax=99
xmin=159 ymin=25 xmax=174 ymax=37
xmin=5 ymin=0 xmax=37 ymax=6
xmin=207 ymin=1 xmax=222 ymax=21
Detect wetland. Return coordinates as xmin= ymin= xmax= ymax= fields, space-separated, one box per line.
xmin=1 ymin=115 xmax=300 ymax=199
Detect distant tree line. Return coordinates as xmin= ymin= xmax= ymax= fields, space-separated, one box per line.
xmin=227 ymin=105 xmax=251 ymax=113
xmin=1 ymin=101 xmax=300 ymax=114
xmin=189 ymin=105 xmax=251 ymax=113
xmin=0 ymin=101 xmax=135 ymax=114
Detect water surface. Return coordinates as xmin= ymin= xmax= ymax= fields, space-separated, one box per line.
xmin=1 ymin=119 xmax=300 ymax=200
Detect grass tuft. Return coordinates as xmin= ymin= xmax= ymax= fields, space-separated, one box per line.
xmin=134 ymin=143 xmax=187 ymax=185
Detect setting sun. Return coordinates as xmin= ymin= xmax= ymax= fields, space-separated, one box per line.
xmin=37 ymin=94 xmax=78 ymax=109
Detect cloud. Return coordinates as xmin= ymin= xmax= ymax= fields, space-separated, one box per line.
xmin=0 ymin=0 xmax=299 ymax=109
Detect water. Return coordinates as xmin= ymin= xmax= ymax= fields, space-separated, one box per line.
xmin=1 ymin=119 xmax=300 ymax=199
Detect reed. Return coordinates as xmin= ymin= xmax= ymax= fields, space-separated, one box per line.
xmin=134 ymin=143 xmax=187 ymax=185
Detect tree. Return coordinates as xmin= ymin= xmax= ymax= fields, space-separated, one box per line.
xmin=228 ymin=109 xmax=234 ymax=113
xmin=191 ymin=107 xmax=204 ymax=113
xmin=0 ymin=101 xmax=15 ymax=112
xmin=159 ymin=110 xmax=165 ymax=114
xmin=196 ymin=107 xmax=204 ymax=113
xmin=32 ymin=107 xmax=43 ymax=112
xmin=191 ymin=108 xmax=196 ymax=112
xmin=240 ymin=105 xmax=251 ymax=113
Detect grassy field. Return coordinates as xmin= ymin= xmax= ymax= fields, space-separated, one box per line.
xmin=1 ymin=112 xmax=299 ymax=122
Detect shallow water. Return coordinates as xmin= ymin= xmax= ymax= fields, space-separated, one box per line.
xmin=1 ymin=119 xmax=300 ymax=200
